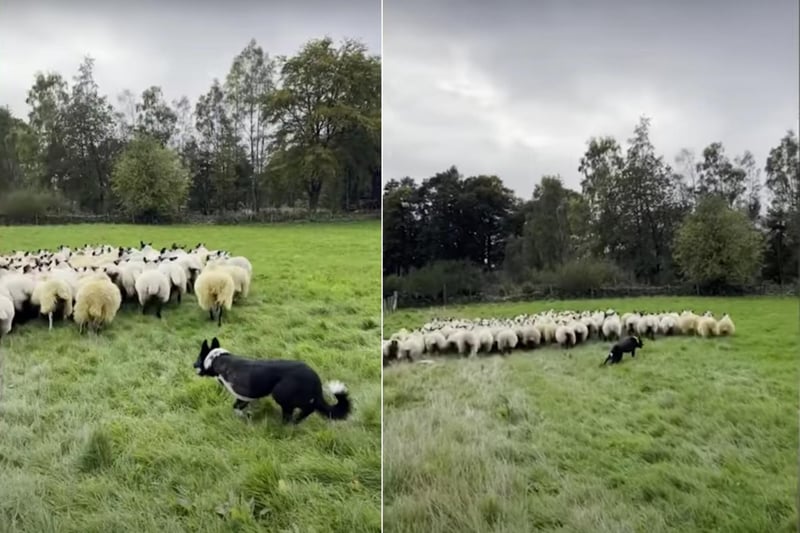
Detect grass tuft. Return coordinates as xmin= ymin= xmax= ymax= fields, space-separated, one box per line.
xmin=0 ymin=222 xmax=381 ymax=532
xmin=383 ymin=296 xmax=798 ymax=532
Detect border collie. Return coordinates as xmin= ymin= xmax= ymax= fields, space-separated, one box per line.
xmin=193 ymin=337 xmax=351 ymax=424
xmin=600 ymin=335 xmax=643 ymax=366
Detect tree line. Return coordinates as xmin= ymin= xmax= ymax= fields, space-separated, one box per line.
xmin=0 ymin=37 xmax=381 ymax=221
xmin=383 ymin=117 xmax=798 ymax=299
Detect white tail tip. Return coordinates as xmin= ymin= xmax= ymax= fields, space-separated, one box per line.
xmin=327 ymin=380 xmax=347 ymax=394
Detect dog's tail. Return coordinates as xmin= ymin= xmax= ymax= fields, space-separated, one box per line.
xmin=315 ymin=380 xmax=351 ymax=420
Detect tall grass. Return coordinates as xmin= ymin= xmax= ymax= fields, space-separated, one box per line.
xmin=0 ymin=222 xmax=381 ymax=532
xmin=383 ymin=296 xmax=798 ymax=532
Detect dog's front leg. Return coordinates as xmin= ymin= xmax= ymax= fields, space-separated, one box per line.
xmin=233 ymin=399 xmax=250 ymax=416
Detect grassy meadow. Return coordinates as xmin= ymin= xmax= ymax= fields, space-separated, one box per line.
xmin=0 ymin=221 xmax=381 ymax=533
xmin=383 ymin=296 xmax=798 ymax=532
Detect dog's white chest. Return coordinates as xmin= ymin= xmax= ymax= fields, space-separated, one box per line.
xmin=217 ymin=376 xmax=256 ymax=401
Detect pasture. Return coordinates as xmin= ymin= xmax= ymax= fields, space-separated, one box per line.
xmin=383 ymin=296 xmax=798 ymax=533
xmin=0 ymin=221 xmax=381 ymax=533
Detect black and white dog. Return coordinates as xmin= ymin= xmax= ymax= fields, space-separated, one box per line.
xmin=193 ymin=337 xmax=351 ymax=424
xmin=600 ymin=335 xmax=643 ymax=366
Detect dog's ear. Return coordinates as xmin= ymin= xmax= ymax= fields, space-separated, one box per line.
xmin=211 ymin=337 xmax=220 ymax=349
xmin=201 ymin=339 xmax=209 ymax=352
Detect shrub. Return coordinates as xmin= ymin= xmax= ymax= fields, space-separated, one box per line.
xmin=0 ymin=188 xmax=69 ymax=222
xmin=673 ymin=196 xmax=764 ymax=289
xmin=111 ymin=135 xmax=189 ymax=222
xmin=553 ymin=258 xmax=628 ymax=294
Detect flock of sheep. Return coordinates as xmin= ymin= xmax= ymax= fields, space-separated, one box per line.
xmin=0 ymin=242 xmax=253 ymax=338
xmin=383 ymin=308 xmax=736 ymax=364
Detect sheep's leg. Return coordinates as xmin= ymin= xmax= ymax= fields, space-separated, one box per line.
xmin=208 ymin=309 xmax=214 ymax=321
xmin=177 ymin=291 xmax=182 ymax=304
xmin=217 ymin=306 xmax=223 ymax=327
xmin=48 ymin=312 xmax=53 ymax=331
xmin=155 ymin=301 xmax=162 ymax=319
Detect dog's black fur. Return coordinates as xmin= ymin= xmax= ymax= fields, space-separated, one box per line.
xmin=600 ymin=335 xmax=643 ymax=366
xmin=193 ymin=337 xmax=351 ymax=424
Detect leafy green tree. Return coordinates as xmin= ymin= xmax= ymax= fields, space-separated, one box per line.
xmin=673 ymin=195 xmax=763 ymax=289
xmin=382 ymin=178 xmax=421 ymax=276
xmin=763 ymin=130 xmax=799 ymax=284
xmin=61 ymin=57 xmax=120 ymax=212
xmin=268 ymin=37 xmax=380 ymax=210
xmin=111 ymin=135 xmax=188 ymax=221
xmin=225 ymin=39 xmax=276 ymax=211
xmin=135 ymin=86 xmax=177 ymax=146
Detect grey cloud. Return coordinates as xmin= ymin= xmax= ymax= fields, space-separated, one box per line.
xmin=1 ymin=0 xmax=380 ymax=119
xmin=384 ymin=0 xmax=798 ymax=196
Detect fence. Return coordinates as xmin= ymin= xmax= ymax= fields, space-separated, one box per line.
xmin=386 ymin=282 xmax=798 ymax=310
xmin=0 ymin=209 xmax=380 ymax=226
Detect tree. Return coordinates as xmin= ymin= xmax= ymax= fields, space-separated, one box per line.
xmin=673 ymin=195 xmax=763 ymax=290
xmin=195 ymin=80 xmax=241 ymax=211
xmin=111 ymin=135 xmax=189 ymax=222
xmin=735 ymin=150 xmax=762 ymax=221
xmin=695 ymin=142 xmax=746 ymax=207
xmin=382 ymin=178 xmax=421 ymax=276
xmin=763 ymin=130 xmax=799 ymax=284
xmin=135 ymin=86 xmax=177 ymax=146
xmin=60 ymin=57 xmax=119 ymax=212
xmin=268 ymin=37 xmax=380 ymax=210
xmin=225 ymin=39 xmax=276 ymax=211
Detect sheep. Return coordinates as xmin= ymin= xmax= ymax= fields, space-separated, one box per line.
xmin=447 ymin=330 xmax=475 ymax=357
xmin=194 ymin=269 xmax=235 ymax=326
xmin=572 ymin=320 xmax=589 ymax=344
xmin=696 ymin=315 xmax=718 ymax=338
xmin=519 ymin=324 xmax=541 ymax=348
xmin=495 ymin=328 xmax=518 ymax=355
xmin=601 ymin=315 xmax=621 ymax=341
xmin=0 ymin=293 xmax=14 ymax=340
xmin=206 ymin=262 xmax=250 ymax=300
xmin=398 ymin=334 xmax=425 ymax=362
xmin=423 ymin=331 xmax=448 ymax=354
xmin=227 ymin=256 xmax=252 ymax=276
xmin=555 ymin=323 xmax=576 ymax=348
xmin=73 ymin=277 xmax=122 ymax=334
xmin=635 ymin=314 xmax=658 ymax=340
xmin=475 ymin=328 xmax=495 ymax=354
xmin=716 ymin=313 xmax=735 ymax=336
xmin=158 ymin=260 xmax=188 ymax=303
xmin=658 ymin=314 xmax=678 ymax=336
xmin=135 ymin=269 xmax=171 ymax=318
xmin=32 ymin=278 xmax=73 ymax=330
xmin=382 ymin=339 xmax=399 ymax=366
xmin=0 ymin=273 xmax=37 ymax=323
xmin=677 ymin=311 xmax=698 ymax=335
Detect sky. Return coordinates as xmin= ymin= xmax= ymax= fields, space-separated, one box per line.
xmin=383 ymin=0 xmax=799 ymax=196
xmin=0 ymin=0 xmax=380 ymax=120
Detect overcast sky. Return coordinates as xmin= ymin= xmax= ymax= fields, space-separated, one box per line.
xmin=0 ymin=0 xmax=380 ymax=120
xmin=384 ymin=0 xmax=799 ymax=196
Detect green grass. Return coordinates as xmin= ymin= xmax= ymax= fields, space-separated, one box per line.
xmin=383 ymin=296 xmax=798 ymax=533
xmin=0 ymin=222 xmax=381 ymax=533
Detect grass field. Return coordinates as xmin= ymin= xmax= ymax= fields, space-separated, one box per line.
xmin=383 ymin=296 xmax=798 ymax=533
xmin=0 ymin=222 xmax=381 ymax=533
